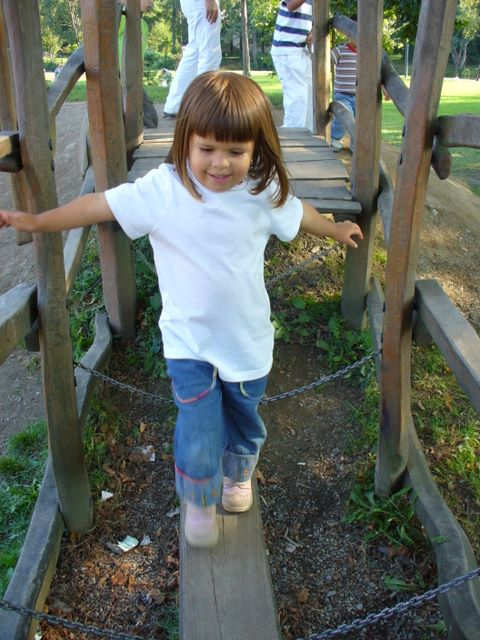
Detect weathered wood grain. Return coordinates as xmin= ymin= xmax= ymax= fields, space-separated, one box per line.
xmin=437 ymin=114 xmax=480 ymax=149
xmin=312 ymin=0 xmax=330 ymax=135
xmin=0 ymin=283 xmax=36 ymax=365
xmin=305 ymin=197 xmax=361 ymax=215
xmin=4 ymin=0 xmax=92 ymax=533
xmin=377 ymin=0 xmax=457 ymax=497
xmin=405 ymin=419 xmax=480 ymax=639
xmin=47 ymin=47 xmax=85 ymax=121
xmin=80 ymin=0 xmax=136 ymax=338
xmin=286 ymin=160 xmax=348 ymax=180
xmin=341 ymin=2 xmax=383 ymax=330
xmin=415 ymin=279 xmax=480 ymax=413
xmin=180 ymin=481 xmax=280 ymax=640
xmin=123 ymin=0 xmax=144 ymax=153
xmin=367 ymin=277 xmax=384 ymax=382
xmin=377 ymin=159 xmax=394 ymax=245
xmin=291 ymin=179 xmax=353 ymax=200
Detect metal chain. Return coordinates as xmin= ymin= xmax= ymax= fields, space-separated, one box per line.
xmin=0 ymin=599 xmax=145 ymax=640
xmin=76 ymin=351 xmax=376 ymax=408
xmin=2 ymin=567 xmax=479 ymax=640
xmin=302 ymin=566 xmax=480 ymax=640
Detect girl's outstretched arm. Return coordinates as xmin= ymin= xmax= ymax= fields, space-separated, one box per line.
xmin=0 ymin=193 xmax=115 ymax=233
xmin=300 ymin=201 xmax=363 ymax=248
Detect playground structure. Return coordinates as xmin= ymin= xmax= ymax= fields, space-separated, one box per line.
xmin=0 ymin=0 xmax=479 ymax=638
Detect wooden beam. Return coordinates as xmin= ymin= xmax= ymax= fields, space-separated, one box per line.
xmin=123 ymin=0 xmax=144 ymax=152
xmin=341 ymin=0 xmax=383 ymax=330
xmin=47 ymin=46 xmax=85 ymax=121
xmin=4 ymin=0 xmax=92 ymax=533
xmin=377 ymin=159 xmax=393 ymax=245
xmin=0 ymin=283 xmax=36 ymax=366
xmin=0 ymin=3 xmax=31 ymax=244
xmin=0 ymin=131 xmax=21 ymax=171
xmin=414 ymin=279 xmax=480 ymax=413
xmin=377 ymin=0 xmax=457 ymax=496
xmin=80 ymin=0 xmax=136 ymax=337
xmin=180 ymin=481 xmax=280 ymax=640
xmin=367 ymin=276 xmax=384 ymax=382
xmin=405 ymin=419 xmax=480 ymax=639
xmin=437 ymin=114 xmax=480 ymax=149
xmin=312 ymin=0 xmax=330 ymax=136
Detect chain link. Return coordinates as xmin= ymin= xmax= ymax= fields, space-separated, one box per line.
xmin=302 ymin=567 xmax=480 ymax=639
xmin=2 ymin=567 xmax=479 ymax=639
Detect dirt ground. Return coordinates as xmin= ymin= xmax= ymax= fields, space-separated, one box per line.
xmin=1 ymin=102 xmax=479 ymax=639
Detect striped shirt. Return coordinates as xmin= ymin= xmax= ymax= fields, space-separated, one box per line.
xmin=331 ymin=43 xmax=357 ymax=94
xmin=272 ymin=0 xmax=312 ymax=50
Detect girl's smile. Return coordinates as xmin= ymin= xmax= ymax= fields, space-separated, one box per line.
xmin=189 ymin=134 xmax=255 ymax=193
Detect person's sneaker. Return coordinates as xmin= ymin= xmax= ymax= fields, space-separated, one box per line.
xmin=163 ymin=111 xmax=177 ymax=119
xmin=331 ymin=139 xmax=343 ymax=152
xmin=184 ymin=502 xmax=219 ymax=548
xmin=222 ymin=476 xmax=253 ymax=513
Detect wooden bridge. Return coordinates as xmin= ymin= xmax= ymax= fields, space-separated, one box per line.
xmin=1 ymin=1 xmax=480 ymax=639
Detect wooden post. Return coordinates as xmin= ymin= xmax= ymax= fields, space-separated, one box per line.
xmin=340 ymin=1 xmax=383 ymax=329
xmin=377 ymin=0 xmax=457 ymax=496
xmin=3 ymin=0 xmax=92 ymax=532
xmin=124 ymin=0 xmax=144 ymax=152
xmin=80 ymin=0 xmax=136 ymax=337
xmin=0 ymin=2 xmax=32 ymax=246
xmin=312 ymin=0 xmax=330 ymax=136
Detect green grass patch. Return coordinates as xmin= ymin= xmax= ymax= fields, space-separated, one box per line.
xmin=0 ymin=421 xmax=48 ymax=596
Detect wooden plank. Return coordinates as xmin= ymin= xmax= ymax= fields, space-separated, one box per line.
xmin=437 ymin=114 xmax=480 ymax=149
xmin=305 ymin=198 xmax=361 ymax=215
xmin=291 ymin=179 xmax=353 ymax=200
xmin=378 ymin=160 xmax=393 ymax=245
xmin=378 ymin=0 xmax=457 ymax=497
xmin=180 ymin=481 xmax=280 ymax=640
xmin=4 ymin=0 xmax=92 ymax=533
xmin=415 ymin=279 xmax=480 ymax=413
xmin=47 ymin=46 xmax=85 ymax=121
xmin=0 ymin=458 xmax=64 ymax=640
xmin=286 ymin=160 xmax=348 ymax=180
xmin=341 ymin=2 xmax=383 ymax=330
xmin=0 ymin=3 xmax=32 ymax=244
xmin=80 ymin=0 xmax=136 ymax=337
xmin=123 ymin=0 xmax=144 ymax=152
xmin=132 ymin=141 xmax=171 ymax=158
xmin=0 ymin=131 xmax=13 ymax=156
xmin=405 ymin=419 xmax=480 ymax=639
xmin=367 ymin=277 xmax=384 ymax=383
xmin=312 ymin=0 xmax=330 ymax=135
xmin=0 ymin=283 xmax=36 ymax=366
xmin=282 ymin=146 xmax=339 ymax=162
xmin=0 ymin=131 xmax=21 ymax=172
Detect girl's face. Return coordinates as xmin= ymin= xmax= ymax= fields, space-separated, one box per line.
xmin=188 ymin=134 xmax=255 ymax=193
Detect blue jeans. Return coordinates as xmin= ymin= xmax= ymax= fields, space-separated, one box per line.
xmin=166 ymin=359 xmax=268 ymax=507
xmin=331 ymin=91 xmax=356 ymax=141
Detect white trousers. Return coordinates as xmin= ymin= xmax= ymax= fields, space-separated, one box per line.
xmin=271 ymin=47 xmax=313 ymax=131
xmin=164 ymin=0 xmax=222 ymax=115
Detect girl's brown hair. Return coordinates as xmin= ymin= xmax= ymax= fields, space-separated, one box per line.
xmin=167 ymin=71 xmax=290 ymax=207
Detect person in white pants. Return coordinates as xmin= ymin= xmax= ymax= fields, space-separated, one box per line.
xmin=163 ymin=0 xmax=222 ymax=117
xmin=271 ymin=0 xmax=313 ymax=131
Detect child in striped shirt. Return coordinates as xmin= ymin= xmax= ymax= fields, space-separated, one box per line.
xmin=330 ymin=41 xmax=358 ymax=151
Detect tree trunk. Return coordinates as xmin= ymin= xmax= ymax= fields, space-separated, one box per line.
xmin=241 ymin=0 xmax=251 ymax=76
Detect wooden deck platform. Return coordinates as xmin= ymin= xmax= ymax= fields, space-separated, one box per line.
xmin=128 ymin=124 xmax=358 ymax=640
xmin=129 ymin=125 xmax=361 ymax=219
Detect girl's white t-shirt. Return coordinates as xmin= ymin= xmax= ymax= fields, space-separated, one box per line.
xmin=105 ymin=163 xmax=303 ymax=382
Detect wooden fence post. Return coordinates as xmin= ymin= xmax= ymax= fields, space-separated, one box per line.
xmin=312 ymin=0 xmax=330 ymax=136
xmin=3 ymin=0 xmax=92 ymax=532
xmin=340 ymin=0 xmax=383 ymax=329
xmin=0 ymin=2 xmax=33 ymax=247
xmin=80 ymin=0 xmax=136 ymax=337
xmin=123 ymin=0 xmax=144 ymax=153
xmin=376 ymin=0 xmax=457 ymax=495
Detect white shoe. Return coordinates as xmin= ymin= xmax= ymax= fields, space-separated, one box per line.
xmin=184 ymin=502 xmax=219 ymax=548
xmin=222 ymin=476 xmax=253 ymax=513
xmin=331 ymin=139 xmax=343 ymax=152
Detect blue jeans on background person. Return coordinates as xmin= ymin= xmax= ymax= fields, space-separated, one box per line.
xmin=331 ymin=91 xmax=356 ymax=141
xmin=166 ymin=358 xmax=268 ymax=507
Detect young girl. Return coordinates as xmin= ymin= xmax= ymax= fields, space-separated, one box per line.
xmin=0 ymin=71 xmax=362 ymax=548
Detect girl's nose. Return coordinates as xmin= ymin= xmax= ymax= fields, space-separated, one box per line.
xmin=211 ymin=152 xmax=229 ymax=168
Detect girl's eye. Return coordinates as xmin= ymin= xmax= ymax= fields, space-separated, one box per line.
xmin=230 ymin=150 xmax=244 ymax=156
xmin=200 ymin=148 xmax=212 ymax=153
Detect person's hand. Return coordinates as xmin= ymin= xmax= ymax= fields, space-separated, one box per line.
xmin=333 ymin=220 xmax=363 ymax=248
xmin=0 ymin=209 xmax=36 ymax=232
xmin=205 ymin=0 xmax=218 ymax=23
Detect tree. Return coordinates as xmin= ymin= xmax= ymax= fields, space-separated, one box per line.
xmin=451 ymin=0 xmax=480 ymax=77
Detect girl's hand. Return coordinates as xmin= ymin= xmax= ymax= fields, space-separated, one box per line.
xmin=0 ymin=210 xmax=36 ymax=232
xmin=333 ymin=220 xmax=363 ymax=248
